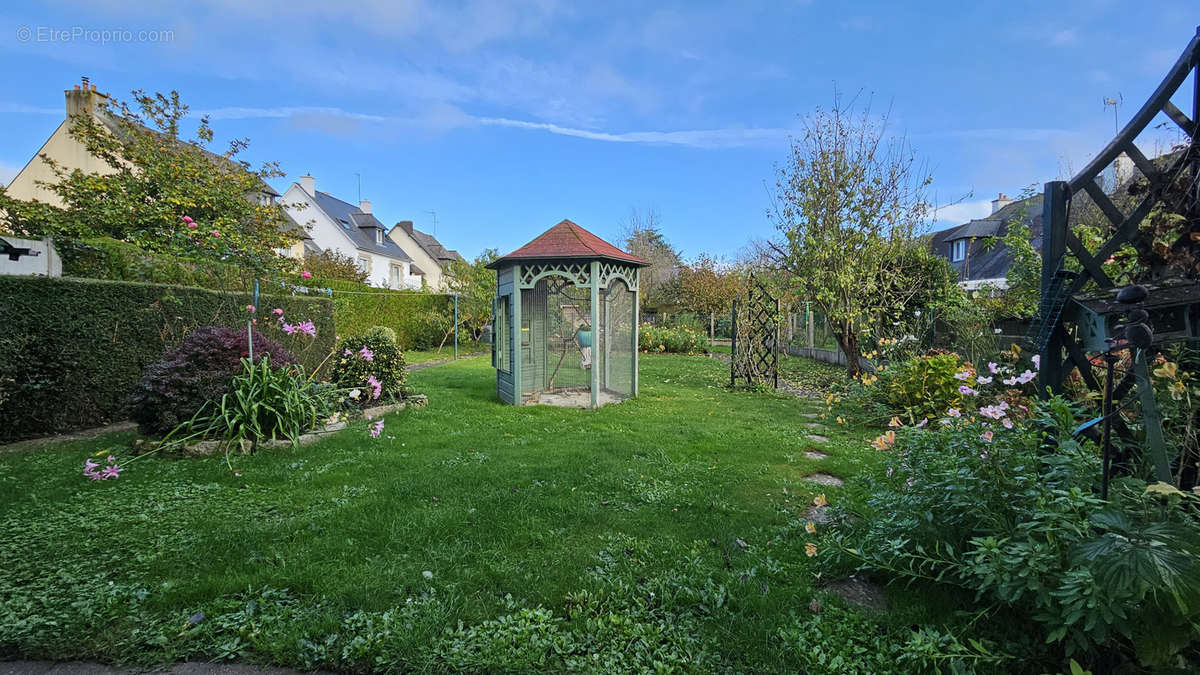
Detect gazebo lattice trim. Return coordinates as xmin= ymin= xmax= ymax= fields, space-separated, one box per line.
xmin=519 ymin=262 xmax=590 ymax=289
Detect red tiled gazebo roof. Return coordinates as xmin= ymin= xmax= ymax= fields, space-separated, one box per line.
xmin=487 ymin=219 xmax=650 ymax=268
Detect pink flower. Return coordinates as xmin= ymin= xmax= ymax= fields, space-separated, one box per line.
xmin=101 ymin=464 xmax=122 ymax=479
xmin=947 ymin=408 xmax=961 ymax=418
xmin=296 ymin=320 xmax=316 ymax=337
xmin=1002 ymin=418 xmax=1014 ymax=429
xmin=343 ymin=348 xmax=353 ymax=356
xmin=1016 ymin=370 xmax=1036 ymax=385
xmin=1002 ymin=376 xmax=1018 ymax=386
xmin=1031 ymin=355 xmax=1041 ymax=370
xmin=186 ymin=221 xmax=197 ymax=229
xmin=369 ymin=420 xmax=385 ymax=438
xmin=210 ymin=230 xmax=221 ymax=238
xmin=273 ymin=308 xmax=284 ymax=316
xmin=954 ymin=371 xmax=971 ymax=381
xmin=977 ymin=376 xmax=993 ymax=385
xmin=245 ymin=304 xmax=256 ymax=313
xmin=958 ymin=385 xmax=978 ymax=396
xmin=980 ymin=430 xmax=994 ymax=442
xmin=181 ymin=216 xmax=194 ymax=224
xmin=366 ymin=375 xmax=382 ymax=400
xmin=83 ymin=459 xmax=101 ymax=479
xmin=280 ymin=322 xmax=298 ymax=335
xmin=300 ymin=270 xmax=312 ymax=279
xmin=987 ymin=362 xmax=999 ymax=374
xmin=915 ymin=418 xmax=928 ymax=428
xmin=359 ymin=346 xmax=374 ymax=362
xmin=979 ymin=405 xmax=1006 ymax=420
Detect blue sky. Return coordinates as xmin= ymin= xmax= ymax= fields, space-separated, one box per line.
xmin=0 ymin=1 xmax=1196 ymax=260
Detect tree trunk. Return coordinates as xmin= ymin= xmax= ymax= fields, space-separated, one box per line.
xmin=835 ymin=330 xmax=863 ymax=378
xmin=709 ymin=312 xmax=715 ymax=341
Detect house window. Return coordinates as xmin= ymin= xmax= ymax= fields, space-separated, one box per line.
xmin=357 ymin=255 xmax=370 ymax=273
xmin=950 ymin=239 xmax=967 ymax=262
xmin=390 ymin=264 xmax=402 ymax=288
xmin=376 ymin=229 xmax=383 ymax=245
xmin=494 ymin=295 xmax=511 ymax=373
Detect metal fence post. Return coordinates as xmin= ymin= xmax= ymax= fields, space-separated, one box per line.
xmin=730 ymin=298 xmax=738 ymax=388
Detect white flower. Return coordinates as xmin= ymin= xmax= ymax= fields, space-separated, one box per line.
xmin=422 ymin=570 xmax=433 ymax=580
xmin=349 ymin=389 xmax=361 ymax=400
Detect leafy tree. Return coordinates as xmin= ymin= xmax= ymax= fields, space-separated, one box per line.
xmin=675 ymin=253 xmax=743 ymax=336
xmin=303 ymin=250 xmax=368 ymax=284
xmin=768 ymin=98 xmax=933 ymax=376
xmin=620 ymin=208 xmax=682 ymax=310
xmin=0 ymin=89 xmax=297 ymax=277
xmin=443 ymin=248 xmax=500 ymax=341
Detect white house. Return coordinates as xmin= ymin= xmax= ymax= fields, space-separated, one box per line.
xmin=281 ymin=175 xmax=421 ymax=289
xmin=387 ymin=220 xmax=463 ymax=291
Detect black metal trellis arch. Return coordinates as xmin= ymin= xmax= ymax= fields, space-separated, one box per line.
xmin=1030 ymin=26 xmax=1200 ymax=486
xmin=731 ymin=273 xmax=780 ymax=389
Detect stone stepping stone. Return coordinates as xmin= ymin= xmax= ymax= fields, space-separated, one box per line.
xmin=823 ymin=576 xmax=888 ymax=611
xmin=804 ymin=434 xmax=829 ymax=443
xmin=799 ymin=412 xmax=821 ymax=419
xmin=804 ymin=422 xmax=824 ymax=429
xmin=804 ymin=504 xmax=831 ymax=524
xmin=804 ymin=451 xmax=828 ymax=460
xmin=803 ymin=473 xmax=844 ymax=487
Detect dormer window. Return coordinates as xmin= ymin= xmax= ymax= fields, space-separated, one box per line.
xmin=376 ymin=229 xmax=383 ymax=245
xmin=950 ymin=239 xmax=967 ymax=262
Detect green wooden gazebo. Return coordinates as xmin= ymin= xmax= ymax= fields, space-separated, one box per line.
xmin=488 ymin=219 xmax=649 ymax=408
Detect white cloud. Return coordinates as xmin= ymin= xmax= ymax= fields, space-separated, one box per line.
xmin=932 ymin=199 xmax=992 ymax=225
xmin=476 ymin=117 xmax=789 ymax=148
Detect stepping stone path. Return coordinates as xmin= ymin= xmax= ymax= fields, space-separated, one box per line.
xmin=803 ymin=450 xmax=828 ymax=460
xmin=804 ymin=434 xmax=829 ymax=443
xmin=803 ymin=472 xmax=844 ymax=487
xmin=804 ymin=422 xmax=824 ymax=429
xmin=799 ymin=412 xmax=821 ymax=419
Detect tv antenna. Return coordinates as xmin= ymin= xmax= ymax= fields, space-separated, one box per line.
xmin=427 ymin=210 xmax=437 ymax=236
xmin=355 ymin=173 xmax=362 ymax=203
xmin=1103 ymin=94 xmax=1123 ymax=135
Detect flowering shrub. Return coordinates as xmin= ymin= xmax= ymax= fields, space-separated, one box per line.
xmin=868 ymin=351 xmax=973 ymax=422
xmin=835 ymin=397 xmax=1200 ymax=668
xmin=128 ymin=326 xmax=297 ymax=436
xmin=329 ymin=333 xmax=407 ymax=405
xmin=638 ymin=324 xmax=707 ymax=354
xmin=363 ymin=325 xmax=398 ymax=345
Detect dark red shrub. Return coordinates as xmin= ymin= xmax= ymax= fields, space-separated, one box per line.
xmin=128 ymin=326 xmax=296 ymax=436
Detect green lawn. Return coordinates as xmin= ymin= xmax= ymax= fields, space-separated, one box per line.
xmin=402 ymin=339 xmax=487 ymax=365
xmin=0 ymin=353 xmax=946 ymax=672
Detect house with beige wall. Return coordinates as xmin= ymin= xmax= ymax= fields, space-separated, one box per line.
xmin=4 ymin=77 xmax=312 ymax=256
xmin=387 ymin=220 xmax=462 ymax=291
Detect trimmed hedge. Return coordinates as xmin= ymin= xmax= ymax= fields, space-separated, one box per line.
xmin=58 ymin=237 xmax=254 ymax=291
xmin=313 ymin=279 xmax=455 ymax=350
xmin=0 ymin=276 xmax=334 ymax=442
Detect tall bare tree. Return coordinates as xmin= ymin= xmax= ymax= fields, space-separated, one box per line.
xmin=620 ymin=207 xmax=682 ymax=311
xmin=768 ymin=96 xmax=933 ymax=376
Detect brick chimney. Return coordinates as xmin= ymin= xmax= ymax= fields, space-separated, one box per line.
xmin=65 ymin=76 xmax=107 ymax=120
xmin=397 ymin=220 xmax=414 ymax=235
xmin=299 ymin=174 xmax=315 ymax=195
xmin=359 ymin=199 xmax=372 ymax=214
xmin=990 ymin=192 xmax=1014 ymax=214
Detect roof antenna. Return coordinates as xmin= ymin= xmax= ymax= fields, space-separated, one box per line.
xmin=355 ymin=172 xmax=361 ymax=204
xmin=427 ymin=210 xmax=437 ymax=236
xmin=1103 ymin=94 xmax=1123 ymax=135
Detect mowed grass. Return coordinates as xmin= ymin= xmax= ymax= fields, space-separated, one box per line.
xmin=0 ymin=353 xmax=912 ymax=672
xmin=402 ymin=340 xmax=488 ymax=365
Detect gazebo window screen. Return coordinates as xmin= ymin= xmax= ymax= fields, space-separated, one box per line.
xmin=520 ymin=277 xmax=593 ymax=400
xmin=601 ymin=279 xmax=634 ymax=398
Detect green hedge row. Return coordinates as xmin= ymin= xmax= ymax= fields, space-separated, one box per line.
xmin=0 ymin=276 xmax=334 ymax=442
xmin=311 ymin=279 xmax=456 ymax=350
xmin=56 ymin=239 xmax=457 ymax=352
xmin=59 ymin=237 xmax=254 ymax=291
